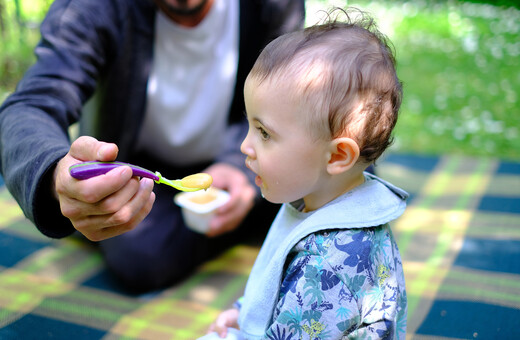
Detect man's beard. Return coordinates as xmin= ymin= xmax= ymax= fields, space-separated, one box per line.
xmin=156 ymin=0 xmax=210 ymax=16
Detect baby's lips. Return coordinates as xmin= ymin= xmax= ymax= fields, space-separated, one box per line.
xmin=255 ymin=175 xmax=263 ymax=188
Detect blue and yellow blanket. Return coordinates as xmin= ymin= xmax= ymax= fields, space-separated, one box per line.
xmin=1 ymin=153 xmax=519 ymax=339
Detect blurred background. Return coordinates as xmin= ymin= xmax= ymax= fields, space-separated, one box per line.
xmin=1 ymin=0 xmax=518 ymax=160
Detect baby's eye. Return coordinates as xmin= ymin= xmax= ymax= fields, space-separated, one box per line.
xmin=257 ymin=127 xmax=270 ymax=141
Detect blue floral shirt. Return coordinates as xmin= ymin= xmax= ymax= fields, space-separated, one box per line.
xmin=266 ymin=227 xmax=407 ymax=339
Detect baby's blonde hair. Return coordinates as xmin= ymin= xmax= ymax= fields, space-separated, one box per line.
xmin=248 ymin=8 xmax=402 ymax=163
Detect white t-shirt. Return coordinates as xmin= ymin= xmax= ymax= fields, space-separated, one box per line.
xmin=136 ymin=0 xmax=239 ymax=166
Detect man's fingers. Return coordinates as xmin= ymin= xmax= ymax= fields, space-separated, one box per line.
xmin=69 ymin=136 xmax=118 ymax=162
xmin=73 ymin=179 xmax=156 ymax=241
xmin=65 ymin=166 xmax=134 ymax=203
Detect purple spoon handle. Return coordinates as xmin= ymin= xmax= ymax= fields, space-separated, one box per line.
xmin=69 ymin=161 xmax=160 ymax=181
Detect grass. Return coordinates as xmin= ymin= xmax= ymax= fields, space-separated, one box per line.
xmin=0 ymin=0 xmax=519 ymax=160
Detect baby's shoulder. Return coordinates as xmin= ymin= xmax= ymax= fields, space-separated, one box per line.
xmin=293 ymin=228 xmax=362 ymax=259
xmin=294 ymin=226 xmax=396 ymax=269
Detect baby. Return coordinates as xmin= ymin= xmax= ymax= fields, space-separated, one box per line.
xmin=204 ymin=7 xmax=408 ymax=340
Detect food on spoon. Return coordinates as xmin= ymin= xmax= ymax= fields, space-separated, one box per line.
xmin=181 ymin=173 xmax=213 ymax=190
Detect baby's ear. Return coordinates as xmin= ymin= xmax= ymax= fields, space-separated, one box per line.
xmin=326 ymin=137 xmax=360 ymax=175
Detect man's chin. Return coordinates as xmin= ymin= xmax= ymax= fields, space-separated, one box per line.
xmin=157 ymin=0 xmax=209 ymax=16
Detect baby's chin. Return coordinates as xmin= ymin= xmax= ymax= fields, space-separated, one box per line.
xmin=260 ymin=190 xmax=292 ymax=205
xmin=259 ymin=190 xmax=274 ymax=202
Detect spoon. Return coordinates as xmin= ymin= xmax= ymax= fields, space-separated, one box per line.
xmin=69 ymin=161 xmax=212 ymax=192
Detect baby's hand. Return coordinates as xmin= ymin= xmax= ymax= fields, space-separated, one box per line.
xmin=208 ymin=308 xmax=240 ymax=338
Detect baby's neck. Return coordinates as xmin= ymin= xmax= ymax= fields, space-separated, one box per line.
xmin=302 ymin=169 xmax=366 ymax=213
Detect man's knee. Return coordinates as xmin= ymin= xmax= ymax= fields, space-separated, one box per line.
xmin=99 ymin=234 xmax=204 ymax=292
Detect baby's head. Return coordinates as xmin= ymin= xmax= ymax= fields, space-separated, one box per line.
xmin=247 ymin=8 xmax=402 ymax=164
xmin=241 ymin=8 xmax=402 ymax=209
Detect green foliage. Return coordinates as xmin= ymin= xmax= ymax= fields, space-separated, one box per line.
xmin=459 ymin=0 xmax=519 ymax=9
xmin=389 ymin=1 xmax=519 ymax=160
xmin=0 ymin=0 xmax=51 ymax=100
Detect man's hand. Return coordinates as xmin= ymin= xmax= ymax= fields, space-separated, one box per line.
xmin=53 ymin=136 xmax=156 ymax=241
xmin=203 ymin=163 xmax=255 ymax=237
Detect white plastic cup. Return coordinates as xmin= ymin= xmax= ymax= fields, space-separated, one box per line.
xmin=174 ymin=188 xmax=230 ymax=234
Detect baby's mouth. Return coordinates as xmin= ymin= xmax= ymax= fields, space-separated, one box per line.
xmin=245 ymin=157 xmax=265 ymax=188
xmin=245 ymin=158 xmax=264 ymax=188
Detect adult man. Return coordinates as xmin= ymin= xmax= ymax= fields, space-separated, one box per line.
xmin=0 ymin=0 xmax=305 ymax=291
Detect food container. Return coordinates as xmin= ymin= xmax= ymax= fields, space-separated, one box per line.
xmin=174 ymin=188 xmax=230 ymax=234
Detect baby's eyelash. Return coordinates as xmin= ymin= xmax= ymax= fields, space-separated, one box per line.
xmin=257 ymin=127 xmax=270 ymax=140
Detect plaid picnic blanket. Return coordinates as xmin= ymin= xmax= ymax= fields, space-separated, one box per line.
xmin=0 ymin=153 xmax=519 ymax=339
